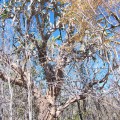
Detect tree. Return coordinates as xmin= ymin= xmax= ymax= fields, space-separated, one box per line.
xmin=0 ymin=0 xmax=120 ymax=120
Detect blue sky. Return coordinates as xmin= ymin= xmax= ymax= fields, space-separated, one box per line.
xmin=1 ymin=0 xmax=120 ymax=91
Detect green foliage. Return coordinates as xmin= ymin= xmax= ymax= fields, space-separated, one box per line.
xmin=52 ymin=35 xmax=61 ymax=42
xmin=0 ymin=9 xmax=9 ymax=19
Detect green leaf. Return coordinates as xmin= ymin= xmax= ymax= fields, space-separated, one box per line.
xmin=54 ymin=35 xmax=61 ymax=41
xmin=0 ymin=13 xmax=8 ymax=19
xmin=52 ymin=35 xmax=61 ymax=42
xmin=0 ymin=9 xmax=9 ymax=19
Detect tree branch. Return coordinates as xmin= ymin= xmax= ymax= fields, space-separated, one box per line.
xmin=0 ymin=71 xmax=27 ymax=88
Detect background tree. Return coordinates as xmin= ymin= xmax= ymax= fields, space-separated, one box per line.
xmin=0 ymin=0 xmax=120 ymax=120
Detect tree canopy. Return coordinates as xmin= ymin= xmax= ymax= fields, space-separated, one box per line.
xmin=0 ymin=0 xmax=120 ymax=120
